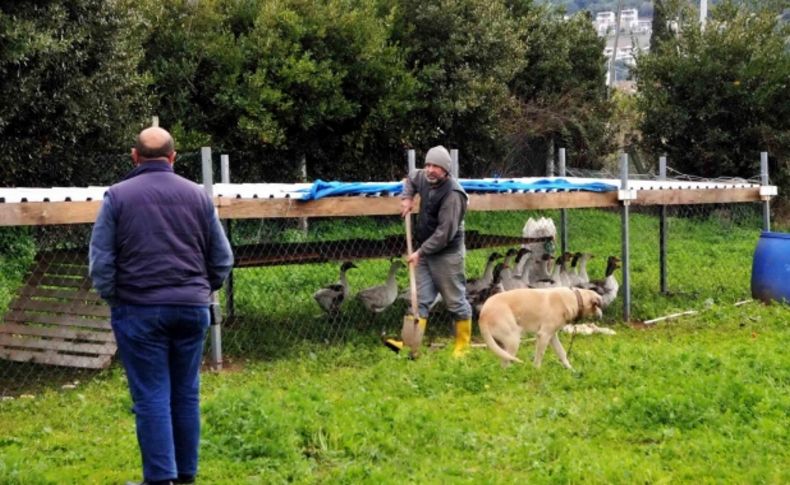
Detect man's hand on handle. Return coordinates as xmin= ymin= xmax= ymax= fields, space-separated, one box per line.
xmin=407 ymin=250 xmax=420 ymax=267
xmin=400 ymin=198 xmax=414 ymax=218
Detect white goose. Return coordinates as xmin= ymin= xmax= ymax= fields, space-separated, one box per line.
xmin=584 ymin=256 xmax=620 ymax=308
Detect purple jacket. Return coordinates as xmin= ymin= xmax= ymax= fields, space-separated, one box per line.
xmin=89 ymin=161 xmax=233 ymax=306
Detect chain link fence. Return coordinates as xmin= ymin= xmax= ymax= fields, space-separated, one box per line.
xmin=0 ymin=193 xmax=769 ymax=397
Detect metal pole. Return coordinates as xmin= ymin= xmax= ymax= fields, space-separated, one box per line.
xmin=297 ymin=154 xmax=309 ymax=234
xmin=220 ymin=154 xmax=230 ymax=184
xmin=761 ymin=152 xmax=770 ymax=232
xmin=620 ymin=153 xmax=631 ymax=322
xmin=659 ymin=155 xmax=668 ymax=294
xmin=450 ymin=148 xmax=459 ymax=179
xmin=608 ymin=0 xmax=625 ymax=97
xmin=546 ymin=139 xmax=555 ymax=176
xmin=700 ymin=0 xmax=708 ymax=31
xmin=559 ymin=148 xmax=568 ymax=255
xmin=220 ymin=154 xmax=234 ymax=322
xmin=201 ymin=147 xmax=222 ymax=370
xmin=407 ymin=149 xmax=416 ymax=173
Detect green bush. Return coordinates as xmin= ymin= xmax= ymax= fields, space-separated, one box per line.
xmin=0 ymin=0 xmax=150 ymax=187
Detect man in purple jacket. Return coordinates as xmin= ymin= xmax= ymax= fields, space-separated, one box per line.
xmin=89 ymin=127 xmax=233 ymax=485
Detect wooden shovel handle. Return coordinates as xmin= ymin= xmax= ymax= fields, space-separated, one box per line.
xmin=405 ymin=214 xmax=419 ymax=319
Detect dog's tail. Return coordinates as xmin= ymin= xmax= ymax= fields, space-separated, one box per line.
xmin=478 ymin=319 xmax=524 ymax=364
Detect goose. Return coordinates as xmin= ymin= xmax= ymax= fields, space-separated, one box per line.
xmin=512 ymin=247 xmax=532 ymax=280
xmin=471 ymin=262 xmax=506 ymax=316
xmin=313 ymin=261 xmax=357 ymax=315
xmin=584 ymin=256 xmax=620 ymax=308
xmin=356 ymin=258 xmax=405 ymax=314
xmin=517 ymin=250 xmax=535 ymax=286
xmin=557 ymin=252 xmax=573 ymax=287
xmin=502 ymin=248 xmax=519 ymax=268
xmin=575 ymin=252 xmax=593 ymax=286
xmin=566 ymin=252 xmax=582 ymax=287
xmin=528 ymin=249 xmax=553 ymax=283
xmin=466 ymin=251 xmax=503 ymax=294
xmin=529 ymin=254 xmax=558 ymax=288
xmin=500 ymin=259 xmax=526 ymax=291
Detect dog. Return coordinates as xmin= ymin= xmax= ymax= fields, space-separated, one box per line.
xmin=478 ymin=287 xmax=603 ymax=369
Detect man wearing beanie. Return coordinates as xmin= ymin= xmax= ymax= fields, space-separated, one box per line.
xmin=385 ymin=145 xmax=473 ymax=357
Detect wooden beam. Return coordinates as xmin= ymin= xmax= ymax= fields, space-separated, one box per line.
xmin=0 ymin=322 xmax=115 ymax=343
xmin=0 ymin=187 xmax=766 ymax=226
xmin=0 ymin=334 xmax=116 ymax=355
xmin=0 ymin=200 xmax=101 ymax=226
xmin=631 ymin=188 xmax=762 ymax=206
xmin=468 ymin=191 xmax=619 ymax=211
xmin=0 ymin=348 xmax=112 ymax=369
xmin=216 ymin=196 xmax=403 ymax=219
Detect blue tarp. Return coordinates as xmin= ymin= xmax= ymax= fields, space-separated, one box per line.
xmin=298 ymin=178 xmax=617 ymax=201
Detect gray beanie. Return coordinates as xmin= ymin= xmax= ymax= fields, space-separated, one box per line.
xmin=425 ymin=145 xmax=452 ymax=174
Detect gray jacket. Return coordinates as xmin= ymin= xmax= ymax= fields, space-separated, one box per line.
xmin=402 ymin=170 xmax=468 ymax=256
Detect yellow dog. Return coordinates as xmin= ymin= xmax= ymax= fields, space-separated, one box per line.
xmin=478 ymin=287 xmax=603 ymax=369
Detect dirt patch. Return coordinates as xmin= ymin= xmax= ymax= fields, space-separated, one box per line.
xmin=201 ymin=357 xmax=246 ymax=374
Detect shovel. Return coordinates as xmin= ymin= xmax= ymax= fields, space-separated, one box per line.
xmin=400 ymin=213 xmax=421 ymax=355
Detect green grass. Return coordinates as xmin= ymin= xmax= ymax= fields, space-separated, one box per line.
xmin=0 ymin=303 xmax=787 ymax=483
xmin=1 ymin=207 xmax=789 ymax=483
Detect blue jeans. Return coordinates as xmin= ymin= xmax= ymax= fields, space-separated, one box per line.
xmin=111 ymin=304 xmax=210 ymax=482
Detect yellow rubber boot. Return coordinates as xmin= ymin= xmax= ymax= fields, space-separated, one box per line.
xmin=452 ymin=319 xmax=472 ymax=358
xmin=383 ymin=337 xmax=404 ymax=353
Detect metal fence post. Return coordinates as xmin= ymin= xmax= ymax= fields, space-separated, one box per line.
xmin=220 ymin=154 xmax=234 ymax=322
xmin=620 ymin=153 xmax=631 ymax=322
xmin=659 ymin=155 xmax=668 ymax=294
xmin=201 ymin=147 xmax=222 ymax=370
xmin=559 ymin=148 xmax=568 ymax=255
xmin=407 ymin=149 xmax=416 ymax=173
xmin=761 ymin=152 xmax=771 ymax=232
xmin=450 ymin=149 xmax=459 ymax=179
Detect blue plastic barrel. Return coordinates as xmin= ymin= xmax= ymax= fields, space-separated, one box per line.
xmin=751 ymin=231 xmax=790 ymax=303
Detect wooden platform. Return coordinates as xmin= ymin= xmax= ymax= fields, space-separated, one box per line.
xmin=0 ymin=250 xmax=114 ymax=369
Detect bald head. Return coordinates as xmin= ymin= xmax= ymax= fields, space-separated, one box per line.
xmin=133 ymin=127 xmax=175 ymax=162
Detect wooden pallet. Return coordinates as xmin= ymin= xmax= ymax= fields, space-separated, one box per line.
xmin=0 ymin=251 xmax=114 ymax=369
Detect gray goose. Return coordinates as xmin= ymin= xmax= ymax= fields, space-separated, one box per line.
xmin=357 ymin=258 xmax=404 ymax=314
xmin=471 ymin=262 xmax=506 ymax=316
xmin=512 ymin=247 xmax=532 ymax=281
xmin=313 ymin=261 xmax=357 ymax=315
xmin=529 ymin=253 xmax=557 ymax=288
xmin=574 ymin=252 xmax=594 ymax=286
xmin=466 ymin=251 xmax=503 ymax=295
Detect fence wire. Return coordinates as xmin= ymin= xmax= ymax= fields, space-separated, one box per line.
xmin=0 ymin=202 xmax=767 ymax=397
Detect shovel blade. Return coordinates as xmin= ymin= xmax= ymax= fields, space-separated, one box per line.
xmin=401 ymin=315 xmax=418 ymax=348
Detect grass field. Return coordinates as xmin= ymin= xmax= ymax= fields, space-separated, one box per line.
xmin=0 ymin=304 xmax=788 ymax=484
xmin=0 ymin=208 xmax=788 ymax=483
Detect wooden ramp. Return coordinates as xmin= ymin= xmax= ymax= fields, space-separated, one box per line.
xmin=0 ymin=250 xmax=115 ymax=369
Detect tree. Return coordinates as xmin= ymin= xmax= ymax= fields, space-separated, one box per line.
xmin=634 ymin=1 xmax=789 ymax=184
xmin=506 ymin=3 xmax=613 ymax=174
xmin=650 ymin=0 xmax=672 ymax=50
xmin=384 ymin=0 xmax=526 ymax=176
xmin=139 ymin=0 xmax=417 ymax=182
xmin=0 ymin=0 xmax=150 ymax=187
